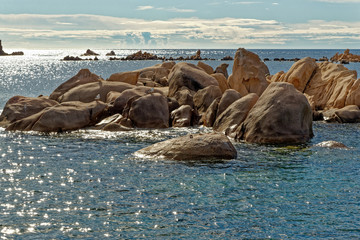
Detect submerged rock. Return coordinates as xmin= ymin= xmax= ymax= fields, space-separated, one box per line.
xmin=314 ymin=141 xmax=349 ymax=149
xmin=135 ymin=132 xmax=237 ymax=160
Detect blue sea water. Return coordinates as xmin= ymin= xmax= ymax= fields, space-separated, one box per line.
xmin=0 ymin=49 xmax=360 ymax=239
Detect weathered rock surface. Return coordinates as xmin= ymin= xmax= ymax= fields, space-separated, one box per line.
xmin=107 ymin=71 xmax=140 ymax=85
xmin=135 ymin=132 xmax=237 ymax=160
xmin=6 ymin=101 xmax=108 ymax=132
xmin=331 ymin=49 xmax=360 ymax=63
xmin=345 ymin=79 xmax=360 ymax=107
xmin=81 ymin=49 xmax=99 ymax=56
xmin=216 ymin=89 xmax=242 ymax=118
xmin=126 ymin=93 xmax=169 ymax=128
xmin=174 ymin=88 xmax=195 ymax=108
xmin=167 ymin=62 xmax=219 ymax=97
xmin=193 ymin=85 xmax=222 ymax=114
xmin=214 ymin=93 xmax=258 ymax=137
xmin=57 ymin=81 xmax=134 ymax=103
xmin=49 ymin=69 xmax=102 ymax=101
xmin=211 ymin=73 xmax=229 ymax=93
xmin=236 ymin=82 xmax=313 ymax=144
xmin=203 ymin=98 xmax=220 ymax=127
xmin=214 ymin=63 xmax=229 ymax=79
xmin=0 ymin=96 xmax=58 ymax=128
xmin=171 ymin=105 xmax=195 ymax=127
xmin=197 ymin=62 xmax=214 ymax=75
xmin=323 ymin=105 xmax=360 ymax=123
xmin=271 ymin=57 xmax=317 ymax=92
xmin=228 ymin=48 xmax=270 ymax=96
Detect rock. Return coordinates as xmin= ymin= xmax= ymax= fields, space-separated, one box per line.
xmin=110 ymin=86 xmax=165 ymax=114
xmin=214 ymin=63 xmax=229 ymax=79
xmin=203 ymin=98 xmax=220 ymax=127
xmin=6 ymin=101 xmax=108 ymax=132
xmin=0 ymin=40 xmax=7 ymax=55
xmin=221 ymin=56 xmax=233 ymax=61
xmin=82 ymin=49 xmax=99 ymax=56
xmin=57 ymin=81 xmax=134 ymax=103
xmin=107 ymin=71 xmax=139 ymax=85
xmin=63 ymin=56 xmax=84 ymax=61
xmin=314 ymin=141 xmax=349 ymax=149
xmin=216 ymin=89 xmax=242 ymax=118
xmin=106 ymin=50 xmax=116 ymax=56
xmin=167 ymin=62 xmax=219 ymax=97
xmin=49 ymin=69 xmax=102 ymax=101
xmin=270 ymin=57 xmax=317 ymax=92
xmin=193 ymin=85 xmax=222 ymax=114
xmin=171 ymin=105 xmax=194 ymax=127
xmin=235 ymin=82 xmax=313 ymax=144
xmin=0 ymin=40 xmax=24 ymax=56
xmin=0 ymin=96 xmax=58 ymax=128
xmin=211 ymin=73 xmax=229 ymax=93
xmin=228 ymin=48 xmax=270 ymax=96
xmin=197 ymin=62 xmax=214 ymax=75
xmin=345 ymin=79 xmax=360 ymax=107
xmin=323 ymin=105 xmax=360 ymax=123
xmin=125 ymin=51 xmax=159 ymax=60
xmin=190 ymin=50 xmax=202 ymax=60
xmin=214 ymin=93 xmax=258 ymax=137
xmin=330 ymin=49 xmax=360 ymax=63
xmin=304 ymin=62 xmax=357 ymax=110
xmin=134 ymin=132 xmax=237 ymax=160
xmin=127 ymin=93 xmax=169 ymax=128
xmin=174 ymin=88 xmax=195 ymax=108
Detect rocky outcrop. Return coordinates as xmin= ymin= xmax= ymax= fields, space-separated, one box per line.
xmin=314 ymin=141 xmax=349 ymax=149
xmin=0 ymin=40 xmax=24 ymax=56
xmin=216 ymin=89 xmax=242 ymax=118
xmin=345 ymin=79 xmax=360 ymax=107
xmin=106 ymin=51 xmax=116 ymax=56
xmin=235 ymin=82 xmax=313 ymax=144
xmin=6 ymin=101 xmax=108 ymax=132
xmin=107 ymin=71 xmax=140 ymax=85
xmin=124 ymin=51 xmax=159 ymax=60
xmin=0 ymin=96 xmax=58 ymax=128
xmin=228 ymin=48 xmax=270 ymax=96
xmin=214 ymin=63 xmax=229 ymax=79
xmin=211 ymin=73 xmax=229 ymax=93
xmin=323 ymin=105 xmax=360 ymax=123
xmin=193 ymin=85 xmax=222 ymax=114
xmin=197 ymin=62 xmax=214 ymax=75
xmin=171 ymin=105 xmax=196 ymax=127
xmin=81 ymin=49 xmax=99 ymax=56
xmin=134 ymin=132 xmax=237 ymax=160
xmin=213 ymin=93 xmax=258 ymax=137
xmin=331 ymin=49 xmax=360 ymax=63
xmin=49 ymin=69 xmax=103 ymax=101
xmin=168 ymin=62 xmax=219 ymax=97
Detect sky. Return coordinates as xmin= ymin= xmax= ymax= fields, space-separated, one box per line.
xmin=0 ymin=0 xmax=360 ymax=49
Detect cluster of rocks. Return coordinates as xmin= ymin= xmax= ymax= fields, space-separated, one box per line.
xmin=1 ymin=48 xmax=358 ymax=160
xmin=0 ymin=40 xmax=24 ymax=56
xmin=63 ymin=56 xmax=99 ymax=61
xmin=331 ymin=49 xmax=360 ymax=64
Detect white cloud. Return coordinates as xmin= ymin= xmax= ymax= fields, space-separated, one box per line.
xmin=315 ymin=0 xmax=360 ymax=2
xmin=0 ymin=14 xmax=359 ymax=48
xmin=136 ymin=6 xmax=154 ymax=11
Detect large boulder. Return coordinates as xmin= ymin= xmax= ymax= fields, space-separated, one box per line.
xmin=203 ymin=98 xmax=220 ymax=127
xmin=171 ymin=105 xmax=195 ymax=127
xmin=214 ymin=63 xmax=229 ymax=79
xmin=216 ymin=89 xmax=242 ymax=118
xmin=49 ymin=69 xmax=102 ymax=101
xmin=107 ymin=71 xmax=140 ymax=85
xmin=167 ymin=62 xmax=219 ymax=97
xmin=213 ymin=93 xmax=258 ymax=137
xmin=323 ymin=105 xmax=360 ymax=123
xmin=57 ymin=81 xmax=134 ymax=103
xmin=134 ymin=132 xmax=237 ymax=160
xmin=193 ymin=85 xmax=222 ymax=114
xmin=304 ymin=62 xmax=357 ymax=110
xmin=136 ymin=62 xmax=174 ymax=87
xmin=211 ymin=73 xmax=229 ymax=93
xmin=228 ymin=48 xmax=270 ymax=96
xmin=197 ymin=61 xmax=214 ymax=75
xmin=270 ymin=57 xmax=317 ymax=92
xmin=174 ymin=88 xmax=194 ymax=108
xmin=127 ymin=93 xmax=169 ymax=128
xmin=235 ymin=82 xmax=313 ymax=144
xmin=6 ymin=101 xmax=108 ymax=132
xmin=345 ymin=79 xmax=360 ymax=107
xmin=0 ymin=96 xmax=58 ymax=128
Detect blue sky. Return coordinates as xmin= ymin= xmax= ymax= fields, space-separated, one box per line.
xmin=1 ymin=0 xmax=360 ymax=49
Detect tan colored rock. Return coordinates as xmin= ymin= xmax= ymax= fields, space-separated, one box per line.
xmin=216 ymin=89 xmax=242 ymax=118
xmin=236 ymin=82 xmax=313 ymax=144
xmin=203 ymin=98 xmax=220 ymax=127
xmin=323 ymin=105 xmax=360 ymax=123
xmin=270 ymin=57 xmax=317 ymax=92
xmin=193 ymin=85 xmax=222 ymax=114
xmin=0 ymin=96 xmax=58 ymax=128
xmin=228 ymin=48 xmax=270 ymax=96
xmin=106 ymin=91 xmax=122 ymax=103
xmin=174 ymin=88 xmax=194 ymax=108
xmin=171 ymin=105 xmax=194 ymax=127
xmin=167 ymin=62 xmax=219 ymax=97
xmin=128 ymin=93 xmax=169 ymax=128
xmin=197 ymin=61 xmax=214 ymax=75
xmin=330 ymin=49 xmax=360 ymax=63
xmin=49 ymin=69 xmax=102 ymax=101
xmin=215 ymin=63 xmax=229 ymax=79
xmin=134 ymin=132 xmax=237 ymax=160
xmin=214 ymin=93 xmax=258 ymax=137
xmin=107 ymin=71 xmax=139 ymax=85
xmin=345 ymin=79 xmax=360 ymax=107
xmin=304 ymin=62 xmax=357 ymax=110
xmin=211 ymin=73 xmax=229 ymax=93
xmin=6 ymin=101 xmax=107 ymax=132
xmin=57 ymin=81 xmax=134 ymax=103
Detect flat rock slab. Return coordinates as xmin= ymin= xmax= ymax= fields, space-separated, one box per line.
xmin=135 ymin=132 xmax=237 ymax=161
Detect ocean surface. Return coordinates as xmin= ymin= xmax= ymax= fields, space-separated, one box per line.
xmin=0 ymin=49 xmax=360 ymax=239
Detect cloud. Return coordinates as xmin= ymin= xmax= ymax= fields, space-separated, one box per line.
xmin=137 ymin=6 xmax=154 ymax=11
xmin=0 ymin=14 xmax=359 ymax=48
xmin=314 ymin=0 xmax=360 ymax=2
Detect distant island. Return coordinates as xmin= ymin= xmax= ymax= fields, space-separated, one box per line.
xmin=0 ymin=40 xmax=24 ymax=56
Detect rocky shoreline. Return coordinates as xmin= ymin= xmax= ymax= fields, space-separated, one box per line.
xmin=0 ymin=40 xmax=24 ymax=56
xmin=1 ymin=48 xmax=359 ymax=160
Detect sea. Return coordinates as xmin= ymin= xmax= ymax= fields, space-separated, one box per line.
xmin=0 ymin=49 xmax=360 ymax=239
